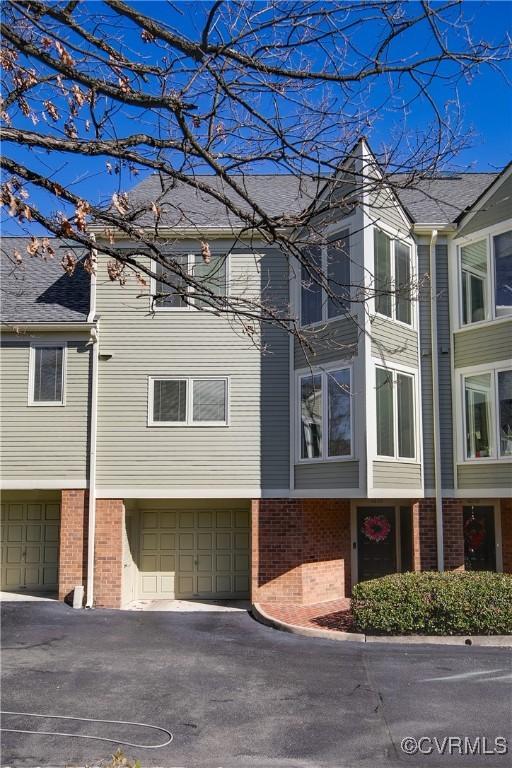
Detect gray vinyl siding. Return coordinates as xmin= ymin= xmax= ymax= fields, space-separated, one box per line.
xmin=294 ymin=461 xmax=359 ymax=490
xmin=0 ymin=337 xmax=90 ymax=482
xmin=373 ymin=461 xmax=422 ymax=489
xmin=457 ymin=175 xmax=512 ymax=238
xmin=371 ymin=318 xmax=418 ymax=367
xmin=457 ymin=463 xmax=511 ymax=489
xmin=368 ymin=184 xmax=410 ymax=234
xmin=453 ymin=320 xmax=512 ymax=368
xmin=95 ymin=244 xmax=289 ymax=491
xmin=294 ymin=317 xmax=359 ymax=369
xmin=415 ymin=241 xmax=454 ymax=490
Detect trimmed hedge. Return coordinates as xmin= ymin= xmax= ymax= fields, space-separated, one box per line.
xmin=351 ymin=571 xmax=512 ymax=636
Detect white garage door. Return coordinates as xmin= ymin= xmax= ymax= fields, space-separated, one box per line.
xmin=1 ymin=502 xmax=59 ymax=591
xmin=139 ymin=508 xmax=250 ymax=599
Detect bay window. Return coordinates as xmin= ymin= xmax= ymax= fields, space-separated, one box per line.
xmin=373 ymin=229 xmax=413 ymax=325
xmin=462 ymin=367 xmax=512 ymax=460
xmin=376 ymin=366 xmax=416 ymax=459
xmin=300 ymin=233 xmax=350 ymax=325
xmin=299 ymin=366 xmax=352 ymax=460
xmin=459 ymin=227 xmax=512 ymax=325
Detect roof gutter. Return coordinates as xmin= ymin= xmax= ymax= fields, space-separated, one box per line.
xmin=1 ymin=322 xmax=95 ymax=333
xmin=429 ymin=229 xmax=444 ymax=571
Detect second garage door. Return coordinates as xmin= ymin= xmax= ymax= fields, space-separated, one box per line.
xmin=139 ymin=508 xmax=250 ymax=599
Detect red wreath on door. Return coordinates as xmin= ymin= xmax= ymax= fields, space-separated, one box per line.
xmin=361 ymin=514 xmax=391 ymax=543
xmin=464 ymin=517 xmax=486 ymax=552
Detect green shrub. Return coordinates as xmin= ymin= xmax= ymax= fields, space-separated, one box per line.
xmin=351 ymin=571 xmax=512 ymax=635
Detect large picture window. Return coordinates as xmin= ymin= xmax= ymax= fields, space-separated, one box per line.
xmin=154 ymin=253 xmax=227 ymax=309
xmin=298 ymin=366 xmax=352 ymax=460
xmin=373 ymin=229 xmax=413 ymax=325
xmin=375 ymin=366 xmax=416 ymax=460
xmin=461 ymin=367 xmax=512 ymax=460
xmin=29 ymin=344 xmax=66 ymax=405
xmin=300 ymin=233 xmax=350 ymax=325
xmin=458 ymin=227 xmax=512 ymax=326
xmin=149 ymin=377 xmax=228 ymax=426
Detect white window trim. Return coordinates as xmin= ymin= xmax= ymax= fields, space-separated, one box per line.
xmin=28 ymin=342 xmax=67 ymax=407
xmin=373 ymin=361 xmax=419 ymax=463
xmin=372 ymin=226 xmax=416 ymax=329
xmin=147 ymin=376 xmax=230 ymax=427
xmin=457 ymin=362 xmax=512 ymax=464
xmin=455 ymin=220 xmax=512 ymax=330
xmin=299 ymin=228 xmax=352 ymax=328
xmin=295 ymin=361 xmax=354 ymax=463
xmin=150 ymin=252 xmax=230 ymax=312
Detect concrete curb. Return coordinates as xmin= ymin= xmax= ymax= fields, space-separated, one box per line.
xmin=252 ymin=603 xmax=512 ymax=647
xmin=251 ymin=603 xmax=365 ymax=643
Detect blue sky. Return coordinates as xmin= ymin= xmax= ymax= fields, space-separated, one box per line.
xmin=2 ymin=1 xmax=511 ymax=237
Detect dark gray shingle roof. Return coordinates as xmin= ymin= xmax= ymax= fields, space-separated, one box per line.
xmin=1 ymin=237 xmax=90 ymax=323
xmin=126 ymin=170 xmax=501 ymax=227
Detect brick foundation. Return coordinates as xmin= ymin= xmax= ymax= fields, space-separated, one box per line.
xmin=58 ymin=491 xmax=124 ymax=609
xmin=251 ymin=498 xmax=351 ymax=605
xmin=443 ymin=498 xmax=464 ymax=571
xmin=411 ymin=498 xmax=437 ymax=571
xmin=94 ymin=499 xmax=124 ymax=609
xmin=501 ymin=499 xmax=512 ymax=574
xmin=59 ymin=489 xmax=88 ymax=602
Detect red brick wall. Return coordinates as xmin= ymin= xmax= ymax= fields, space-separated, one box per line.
xmin=94 ymin=499 xmax=124 ymax=609
xmin=251 ymin=498 xmax=351 ymax=605
xmin=59 ymin=489 xmax=88 ymax=602
xmin=501 ymin=499 xmax=512 ymax=574
xmin=443 ymin=498 xmax=464 ymax=571
xmin=411 ymin=498 xmax=437 ymax=571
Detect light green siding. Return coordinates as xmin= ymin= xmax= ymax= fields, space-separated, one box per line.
xmin=457 ymin=175 xmax=512 ymax=238
xmin=0 ymin=337 xmax=90 ymax=484
xmin=453 ymin=320 xmax=512 ymax=368
xmin=457 ymin=463 xmax=511 ymax=489
xmin=95 ymin=245 xmax=289 ymax=491
xmin=294 ymin=317 xmax=359 ymax=369
xmin=294 ymin=461 xmax=359 ymax=490
xmin=371 ymin=317 xmax=418 ymax=367
xmin=368 ymin=184 xmax=410 ymax=234
xmin=373 ymin=461 xmax=422 ymax=489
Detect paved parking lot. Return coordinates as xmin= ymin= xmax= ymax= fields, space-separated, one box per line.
xmin=1 ymin=600 xmax=511 ymax=767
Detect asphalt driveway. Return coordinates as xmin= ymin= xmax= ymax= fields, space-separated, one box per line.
xmin=1 ymin=601 xmax=511 ymax=768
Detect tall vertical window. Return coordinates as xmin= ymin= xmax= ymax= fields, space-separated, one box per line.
xmin=300 ymin=234 xmax=350 ymax=325
xmin=154 ymin=253 xmax=227 ymax=309
xmin=498 ymin=370 xmax=512 ymax=457
xmin=376 ymin=366 xmax=416 ymax=459
xmin=464 ymin=373 xmax=492 ymax=459
xmin=373 ymin=229 xmax=413 ymax=325
xmin=299 ymin=366 xmax=352 ymax=460
xmin=300 ymin=374 xmax=322 ymax=458
xmin=494 ymin=230 xmax=512 ymax=317
xmin=461 ymin=239 xmax=487 ymax=324
xmin=30 ymin=345 xmax=65 ymax=405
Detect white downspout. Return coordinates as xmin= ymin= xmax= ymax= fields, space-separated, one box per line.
xmin=86 ymin=240 xmax=99 ymax=608
xmin=429 ymin=229 xmax=444 ymax=571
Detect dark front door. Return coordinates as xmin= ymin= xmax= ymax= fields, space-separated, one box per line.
xmin=357 ymin=507 xmax=396 ymax=582
xmin=463 ymin=506 xmax=496 ymax=571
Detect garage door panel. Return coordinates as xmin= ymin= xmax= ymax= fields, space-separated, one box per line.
xmin=6 ymin=545 xmax=22 ymax=563
xmin=142 ymin=512 xmax=158 ymax=529
xmin=3 ymin=567 xmax=23 ymax=586
xmin=25 ymin=546 xmax=42 ymax=564
xmin=26 ymin=525 xmax=42 ymax=543
xmin=44 ymin=545 xmax=58 ymax=564
xmin=138 ymin=506 xmax=250 ymax=600
xmin=6 ymin=505 xmax=23 ymax=521
xmin=24 ymin=566 xmax=41 ymax=586
xmin=45 ymin=524 xmax=59 ymax=543
xmin=45 ymin=504 xmax=60 ymax=520
xmin=43 ymin=566 xmax=57 ymax=585
xmin=27 ymin=505 xmax=42 ymax=520
xmin=6 ymin=525 xmax=22 ymax=542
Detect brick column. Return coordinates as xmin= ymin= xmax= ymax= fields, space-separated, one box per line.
xmin=94 ymin=498 xmax=124 ymax=609
xmin=251 ymin=498 xmax=351 ymax=605
xmin=443 ymin=498 xmax=464 ymax=571
xmin=501 ymin=499 xmax=512 ymax=574
xmin=59 ymin=489 xmax=88 ymax=603
xmin=411 ymin=498 xmax=437 ymax=571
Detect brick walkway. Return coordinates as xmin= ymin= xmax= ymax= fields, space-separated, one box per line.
xmin=259 ymin=598 xmax=354 ymax=633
